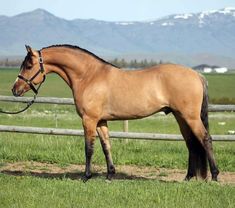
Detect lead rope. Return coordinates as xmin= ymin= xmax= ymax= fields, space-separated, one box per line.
xmin=0 ymin=75 xmax=45 ymax=114
xmin=0 ymin=95 xmax=37 ymax=114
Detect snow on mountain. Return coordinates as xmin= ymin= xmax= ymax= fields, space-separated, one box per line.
xmin=161 ymin=22 xmax=174 ymax=26
xmin=174 ymin=14 xmax=193 ymax=19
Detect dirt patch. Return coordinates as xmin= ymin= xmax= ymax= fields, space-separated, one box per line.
xmin=0 ymin=161 xmax=234 ymax=185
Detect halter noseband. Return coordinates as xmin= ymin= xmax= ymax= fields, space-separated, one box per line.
xmin=17 ymin=50 xmax=46 ymax=94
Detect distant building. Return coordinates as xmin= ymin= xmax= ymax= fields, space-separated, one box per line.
xmin=193 ymin=64 xmax=228 ymax=73
xmin=214 ymin=67 xmax=228 ymax=73
xmin=203 ymin=67 xmax=213 ymax=73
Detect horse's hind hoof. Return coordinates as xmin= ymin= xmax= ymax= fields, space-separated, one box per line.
xmin=212 ymin=169 xmax=219 ymax=181
xmin=212 ymin=176 xmax=218 ymax=182
xmin=184 ymin=174 xmax=193 ymax=181
xmin=105 ymin=179 xmax=112 ymax=183
xmin=184 ymin=177 xmax=191 ymax=181
xmin=82 ymin=174 xmax=92 ymax=183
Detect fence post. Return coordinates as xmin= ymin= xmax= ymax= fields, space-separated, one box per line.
xmin=123 ymin=120 xmax=129 ymax=132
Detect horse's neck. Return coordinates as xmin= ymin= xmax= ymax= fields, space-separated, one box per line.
xmin=42 ymin=48 xmax=104 ymax=88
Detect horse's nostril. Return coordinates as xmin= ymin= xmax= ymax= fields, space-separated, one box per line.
xmin=12 ymin=87 xmax=16 ymax=96
xmin=12 ymin=86 xmax=18 ymax=97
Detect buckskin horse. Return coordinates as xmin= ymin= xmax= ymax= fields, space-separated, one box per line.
xmin=12 ymin=45 xmax=219 ymax=182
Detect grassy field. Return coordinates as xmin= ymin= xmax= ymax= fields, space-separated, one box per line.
xmin=206 ymin=73 xmax=235 ymax=104
xmin=1 ymin=174 xmax=234 ymax=208
xmin=0 ymin=68 xmax=235 ymax=207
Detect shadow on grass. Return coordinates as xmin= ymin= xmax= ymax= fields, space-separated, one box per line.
xmin=0 ymin=169 xmax=180 ymax=183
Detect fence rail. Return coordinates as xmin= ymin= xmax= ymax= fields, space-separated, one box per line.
xmin=1 ymin=95 xmax=235 ymax=112
xmin=0 ymin=125 xmax=234 ymax=141
xmin=0 ymin=96 xmax=235 ymax=141
xmin=0 ymin=95 xmax=75 ymax=105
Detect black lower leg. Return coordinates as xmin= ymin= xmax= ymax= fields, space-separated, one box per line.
xmin=203 ymin=135 xmax=219 ymax=181
xmin=83 ymin=140 xmax=94 ymax=182
xmin=185 ymin=152 xmax=196 ymax=181
xmin=106 ymin=163 xmax=116 ymax=180
xmin=101 ymin=141 xmax=115 ymax=180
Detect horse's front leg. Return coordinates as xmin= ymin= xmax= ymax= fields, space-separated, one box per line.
xmin=82 ymin=116 xmax=98 ymax=182
xmin=97 ymin=120 xmax=115 ymax=180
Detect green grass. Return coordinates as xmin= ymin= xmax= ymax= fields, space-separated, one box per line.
xmin=0 ymin=174 xmax=235 ymax=208
xmin=205 ymin=74 xmax=235 ymax=104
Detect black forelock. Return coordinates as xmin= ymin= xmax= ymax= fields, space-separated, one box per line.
xmin=20 ymin=52 xmax=32 ymax=69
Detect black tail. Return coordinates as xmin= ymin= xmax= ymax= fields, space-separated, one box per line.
xmin=187 ymin=75 xmax=208 ymax=179
xmin=200 ymin=75 xmax=209 ymax=131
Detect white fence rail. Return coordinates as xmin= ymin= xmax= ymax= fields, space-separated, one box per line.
xmin=0 ymin=96 xmax=235 ymax=141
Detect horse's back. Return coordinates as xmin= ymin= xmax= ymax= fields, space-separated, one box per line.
xmin=110 ymin=63 xmax=202 ymax=95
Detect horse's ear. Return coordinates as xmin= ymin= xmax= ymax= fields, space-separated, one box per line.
xmin=25 ymin=45 xmax=31 ymax=52
xmin=25 ymin=45 xmax=37 ymax=56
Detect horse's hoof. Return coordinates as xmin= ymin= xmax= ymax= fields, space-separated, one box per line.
xmin=184 ymin=175 xmax=193 ymax=181
xmin=105 ymin=179 xmax=112 ymax=183
xmin=212 ymin=169 xmax=219 ymax=182
xmin=106 ymin=173 xmax=115 ymax=181
xmin=82 ymin=174 xmax=92 ymax=183
xmin=212 ymin=176 xmax=218 ymax=182
xmin=106 ymin=168 xmax=115 ymax=181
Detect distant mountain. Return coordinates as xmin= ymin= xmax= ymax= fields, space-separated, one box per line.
xmin=0 ymin=8 xmax=235 ymax=68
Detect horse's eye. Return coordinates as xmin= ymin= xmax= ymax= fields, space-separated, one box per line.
xmin=26 ymin=65 xmax=32 ymax=70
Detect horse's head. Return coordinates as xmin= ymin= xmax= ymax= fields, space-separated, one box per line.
xmin=12 ymin=45 xmax=46 ymax=97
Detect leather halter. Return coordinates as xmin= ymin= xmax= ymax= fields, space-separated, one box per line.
xmin=0 ymin=51 xmax=46 ymax=115
xmin=17 ymin=50 xmax=46 ymax=94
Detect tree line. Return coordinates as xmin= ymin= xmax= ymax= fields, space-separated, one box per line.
xmin=109 ymin=58 xmax=164 ymax=68
xmin=0 ymin=58 xmax=164 ymax=69
xmin=0 ymin=58 xmax=22 ymax=67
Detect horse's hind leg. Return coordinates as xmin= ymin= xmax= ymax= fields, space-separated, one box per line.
xmin=186 ymin=118 xmax=219 ymax=181
xmin=173 ymin=112 xmax=203 ymax=180
xmin=97 ymin=121 xmax=115 ymax=180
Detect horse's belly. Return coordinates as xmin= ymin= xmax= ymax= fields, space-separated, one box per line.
xmin=103 ymin=70 xmax=168 ymax=120
xmin=105 ymin=95 xmax=164 ymax=120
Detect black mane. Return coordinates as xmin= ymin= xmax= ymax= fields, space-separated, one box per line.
xmin=41 ymin=44 xmax=118 ymax=68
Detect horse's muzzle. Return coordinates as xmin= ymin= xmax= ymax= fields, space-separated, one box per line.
xmin=12 ymin=86 xmax=20 ymax=97
xmin=12 ymin=84 xmax=25 ymax=97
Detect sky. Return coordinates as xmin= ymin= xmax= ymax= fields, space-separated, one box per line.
xmin=0 ymin=0 xmax=235 ymax=21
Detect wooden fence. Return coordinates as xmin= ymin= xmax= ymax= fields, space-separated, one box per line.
xmin=0 ymin=95 xmax=235 ymax=141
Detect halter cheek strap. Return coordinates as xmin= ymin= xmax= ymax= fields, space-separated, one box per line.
xmin=38 ymin=50 xmax=44 ymax=73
